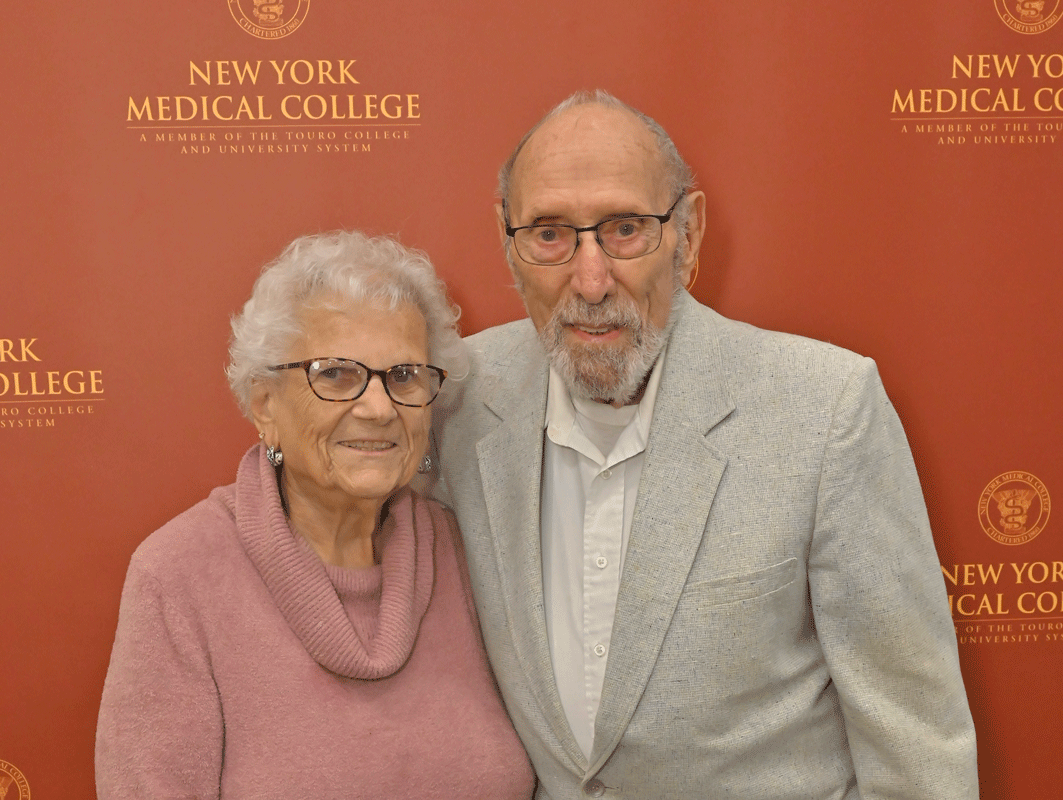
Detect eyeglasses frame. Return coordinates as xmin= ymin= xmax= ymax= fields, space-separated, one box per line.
xmin=268 ymin=358 xmax=448 ymax=407
xmin=502 ymin=193 xmax=687 ymax=266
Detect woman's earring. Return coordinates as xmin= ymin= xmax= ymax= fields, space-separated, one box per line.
xmin=266 ymin=445 xmax=284 ymax=467
xmin=417 ymin=455 xmax=432 ymax=474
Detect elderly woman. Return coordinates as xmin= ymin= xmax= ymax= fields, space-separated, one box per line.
xmin=96 ymin=231 xmax=535 ymax=798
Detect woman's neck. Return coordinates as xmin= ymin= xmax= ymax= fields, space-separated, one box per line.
xmin=280 ymin=476 xmax=384 ymax=569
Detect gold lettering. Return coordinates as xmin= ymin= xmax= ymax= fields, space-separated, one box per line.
xmin=990 ymin=88 xmax=1012 ymax=112
xmin=380 ymin=94 xmax=402 ymax=119
xmin=28 ymin=372 xmax=46 ymax=396
xmin=1046 ymin=54 xmax=1063 ymax=79
xmin=175 ymin=97 xmax=198 ymax=122
xmin=978 ymin=563 xmax=1004 ymax=584
xmin=992 ymin=54 xmax=1021 ymax=78
xmin=234 ymin=95 xmax=256 ymax=120
xmin=936 ymin=89 xmax=958 ymax=113
xmin=892 ymin=90 xmax=915 ymax=113
xmin=289 ymin=60 xmax=314 ymax=85
xmin=302 ymin=95 xmax=327 ymax=120
xmin=63 ymin=371 xmax=85 ymax=394
xmin=232 ymin=61 xmax=262 ymax=85
xmin=281 ymin=95 xmax=301 ymax=119
xmin=211 ymin=96 xmax=234 ymax=121
xmin=269 ymin=60 xmax=291 ymax=84
xmin=128 ymin=97 xmax=153 ymax=122
xmin=189 ymin=61 xmax=211 ymax=85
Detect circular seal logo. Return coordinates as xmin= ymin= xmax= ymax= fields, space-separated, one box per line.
xmin=0 ymin=760 xmax=30 ymax=800
xmin=978 ymin=471 xmax=1051 ymax=545
xmin=228 ymin=0 xmax=310 ymax=40
xmin=994 ymin=0 xmax=1062 ymax=34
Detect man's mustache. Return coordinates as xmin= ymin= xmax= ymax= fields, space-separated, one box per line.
xmin=554 ymin=297 xmax=642 ymax=332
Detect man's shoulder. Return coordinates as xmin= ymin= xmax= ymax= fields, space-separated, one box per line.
xmin=465 ymin=318 xmax=536 ymax=349
xmin=462 ymin=318 xmax=540 ymax=375
xmin=681 ymin=296 xmax=866 ymax=373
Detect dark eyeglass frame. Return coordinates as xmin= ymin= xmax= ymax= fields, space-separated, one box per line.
xmin=503 ymin=193 xmax=686 ymax=266
xmin=268 ymin=358 xmax=448 ymax=407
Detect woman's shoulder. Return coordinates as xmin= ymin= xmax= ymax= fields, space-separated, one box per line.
xmin=415 ymin=493 xmax=479 ymax=619
xmin=127 ymin=483 xmax=242 ymax=585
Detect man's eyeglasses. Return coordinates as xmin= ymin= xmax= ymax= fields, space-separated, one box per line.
xmin=503 ymin=194 xmax=685 ymax=266
xmin=268 ymin=358 xmax=447 ymax=407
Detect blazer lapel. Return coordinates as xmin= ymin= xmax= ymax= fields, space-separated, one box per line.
xmin=475 ymin=340 xmax=589 ymax=770
xmin=590 ymin=293 xmax=735 ymax=771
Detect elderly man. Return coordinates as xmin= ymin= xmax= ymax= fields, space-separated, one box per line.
xmin=435 ymin=91 xmax=977 ymax=799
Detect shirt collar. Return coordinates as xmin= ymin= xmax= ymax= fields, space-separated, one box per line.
xmin=545 ymin=343 xmax=668 ymax=466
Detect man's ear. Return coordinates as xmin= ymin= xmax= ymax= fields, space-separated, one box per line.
xmin=494 ymin=202 xmax=509 ymax=246
xmin=677 ymin=190 xmax=707 ymax=287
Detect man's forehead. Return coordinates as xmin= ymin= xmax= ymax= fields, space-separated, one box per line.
xmin=509 ymin=104 xmax=669 ymax=214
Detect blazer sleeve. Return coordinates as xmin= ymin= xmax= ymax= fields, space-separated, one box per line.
xmin=807 ymin=357 xmax=978 ymax=799
xmin=96 ymin=555 xmax=224 ymax=799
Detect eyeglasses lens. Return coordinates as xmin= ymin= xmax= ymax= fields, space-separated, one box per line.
xmin=309 ymin=359 xmax=366 ymax=400
xmin=307 ymin=360 xmax=440 ymax=405
xmin=384 ymin=365 xmax=439 ymax=405
xmin=515 ymin=217 xmax=662 ymax=265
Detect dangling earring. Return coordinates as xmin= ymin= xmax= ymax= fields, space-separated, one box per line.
xmin=266 ymin=445 xmax=284 ymax=467
xmin=417 ymin=455 xmax=432 ymax=474
xmin=686 ymin=256 xmax=700 ymax=291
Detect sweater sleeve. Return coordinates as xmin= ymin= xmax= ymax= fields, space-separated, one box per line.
xmin=96 ymin=553 xmax=224 ymax=799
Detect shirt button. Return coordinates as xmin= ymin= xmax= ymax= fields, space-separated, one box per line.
xmin=593 ymin=643 xmax=606 ymax=657
xmin=595 ymin=555 xmax=608 ymax=569
xmin=600 ymin=468 xmax=612 ymax=479
xmin=584 ymin=778 xmax=606 ymax=797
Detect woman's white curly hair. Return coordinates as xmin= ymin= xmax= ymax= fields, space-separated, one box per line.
xmin=227 ymin=230 xmax=467 ymax=420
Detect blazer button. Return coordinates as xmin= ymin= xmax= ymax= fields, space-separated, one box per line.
xmin=583 ymin=778 xmax=606 ymax=797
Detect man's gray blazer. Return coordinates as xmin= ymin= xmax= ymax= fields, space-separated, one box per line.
xmin=434 ymin=292 xmax=978 ymax=799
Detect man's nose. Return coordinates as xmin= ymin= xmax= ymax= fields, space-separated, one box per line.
xmin=569 ymin=231 xmax=614 ymax=305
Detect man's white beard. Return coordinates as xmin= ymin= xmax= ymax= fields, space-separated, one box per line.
xmin=537 ymin=293 xmax=669 ymax=405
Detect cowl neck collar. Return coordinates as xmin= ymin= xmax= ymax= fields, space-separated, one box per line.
xmin=223 ymin=444 xmax=435 ymax=679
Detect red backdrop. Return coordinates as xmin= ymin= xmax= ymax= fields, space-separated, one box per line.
xmin=2 ymin=2 xmax=1060 ymax=797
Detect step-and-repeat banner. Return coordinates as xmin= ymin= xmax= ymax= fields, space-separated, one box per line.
xmin=2 ymin=3 xmax=1060 ymax=797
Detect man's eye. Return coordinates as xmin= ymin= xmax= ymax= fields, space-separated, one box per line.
xmin=534 ymin=227 xmax=562 ymax=243
xmin=611 ymin=218 xmax=649 ymax=238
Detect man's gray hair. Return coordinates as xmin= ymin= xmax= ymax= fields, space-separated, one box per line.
xmin=498 ymin=90 xmax=695 ymax=205
xmin=227 ymin=230 xmax=467 ymax=420
xmin=497 ymin=90 xmax=697 ymax=271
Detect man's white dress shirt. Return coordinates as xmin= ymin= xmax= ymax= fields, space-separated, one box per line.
xmin=540 ymin=350 xmax=666 ymax=758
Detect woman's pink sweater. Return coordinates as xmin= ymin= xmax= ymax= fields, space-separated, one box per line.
xmin=96 ymin=445 xmax=534 ymax=799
